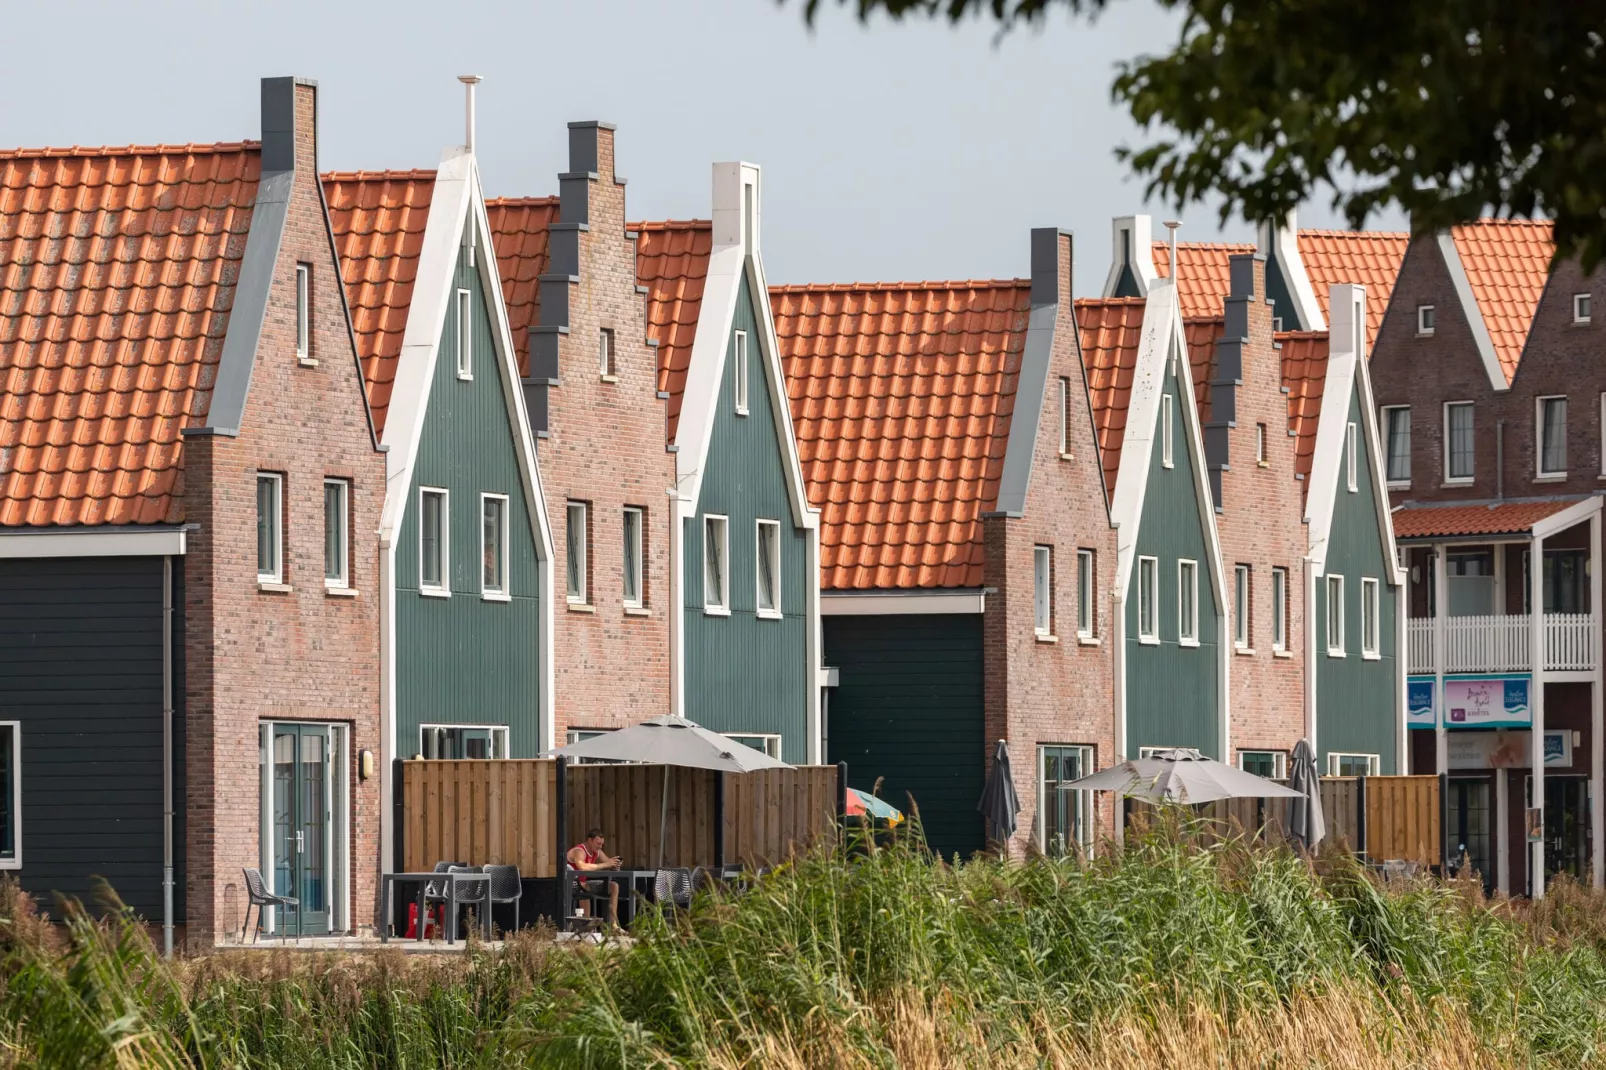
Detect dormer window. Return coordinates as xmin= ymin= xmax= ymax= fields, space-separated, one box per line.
xmin=1417 ymin=305 xmax=1435 ymax=336
xmin=1575 ymin=293 xmax=1592 ymax=325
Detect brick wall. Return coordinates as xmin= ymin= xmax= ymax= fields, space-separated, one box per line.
xmin=538 ymin=125 xmax=675 ymax=739
xmin=183 ymin=82 xmax=384 ymax=947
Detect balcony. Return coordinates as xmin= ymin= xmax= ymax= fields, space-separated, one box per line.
xmin=1406 ymin=613 xmax=1597 ymax=675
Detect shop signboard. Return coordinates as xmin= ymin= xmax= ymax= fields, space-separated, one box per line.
xmin=1405 ymin=674 xmax=1532 ymax=729
xmin=1444 ymin=730 xmax=1574 ymax=769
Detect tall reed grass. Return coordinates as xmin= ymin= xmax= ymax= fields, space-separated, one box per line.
xmin=1 ymin=823 xmax=1603 ymax=1068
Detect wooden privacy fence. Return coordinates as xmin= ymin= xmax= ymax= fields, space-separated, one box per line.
xmin=403 ymin=760 xmax=840 ymax=877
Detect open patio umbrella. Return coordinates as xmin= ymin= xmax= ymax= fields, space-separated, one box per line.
xmin=1065 ymin=748 xmax=1303 ymax=805
xmin=550 ymin=715 xmax=791 ymax=866
xmin=978 ymin=740 xmax=1022 ymax=846
xmin=845 ymin=786 xmax=903 ymax=825
xmin=1287 ymin=738 xmax=1326 ymax=850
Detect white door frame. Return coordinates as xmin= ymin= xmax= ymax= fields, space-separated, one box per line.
xmin=259 ymin=722 xmax=350 ymax=935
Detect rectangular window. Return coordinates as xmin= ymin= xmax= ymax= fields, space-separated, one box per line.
xmin=481 ymin=494 xmax=508 ymax=598
xmin=1033 ymin=545 xmax=1053 ymax=635
xmin=323 ymin=478 xmax=349 ymax=588
xmin=1326 ymin=574 xmax=1345 ymax=656
xmin=1361 ymin=576 xmax=1379 ymax=657
xmin=622 ymin=506 xmax=644 ymax=608
xmin=1538 ymin=395 xmax=1567 ymax=475
xmin=294 ymin=263 xmax=310 ymax=360
xmin=1445 ymin=402 xmax=1475 ymax=481
xmin=420 ymin=488 xmax=449 ymax=593
xmin=1038 ymin=744 xmax=1095 ymax=857
xmin=456 ymin=288 xmax=472 ymax=378
xmin=1383 ymin=406 xmax=1411 ymax=483
xmin=1575 ymin=293 xmax=1592 ymax=324
xmin=1255 ymin=423 xmax=1267 ymax=464
xmin=1238 ymin=750 xmax=1287 ymax=779
xmin=733 ymin=330 xmax=749 ymax=415
xmin=1138 ymin=556 xmax=1159 ymax=641
xmin=756 ymin=519 xmax=781 ymax=618
xmin=1178 ymin=559 xmax=1198 ymax=644
xmin=0 ymin=723 xmax=16 ymax=866
xmin=420 ymin=725 xmax=508 ymax=761
xmin=565 ymin=501 xmax=588 ymax=604
xmin=256 ymin=473 xmax=283 ymax=583
xmin=726 ymin=733 xmax=782 ymax=760
xmin=1345 ymin=421 xmax=1358 ymax=491
xmin=1076 ymin=548 xmax=1095 ymax=638
xmin=1271 ymin=567 xmax=1288 ymax=652
xmin=704 ymin=514 xmax=729 ymax=612
xmin=599 ymin=328 xmax=616 ymax=378
xmin=1161 ymin=392 xmax=1174 ymax=468
xmin=1417 ymin=304 xmax=1435 ymax=335
xmin=1234 ymin=564 xmax=1250 ymax=648
xmin=1058 ymin=378 xmax=1071 ymax=456
xmin=1327 ymin=753 xmax=1381 ymax=777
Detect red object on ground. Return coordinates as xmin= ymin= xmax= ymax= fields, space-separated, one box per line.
xmin=405 ymin=902 xmax=443 ymax=939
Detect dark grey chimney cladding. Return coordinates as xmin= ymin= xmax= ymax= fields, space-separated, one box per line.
xmin=1203 ymin=252 xmax=1262 ymax=510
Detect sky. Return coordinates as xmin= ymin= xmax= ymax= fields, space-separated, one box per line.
xmin=0 ymin=0 xmax=1405 ymax=298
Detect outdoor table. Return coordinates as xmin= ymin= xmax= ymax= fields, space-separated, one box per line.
xmin=380 ymin=870 xmax=494 ymax=944
xmin=570 ymin=869 xmax=661 ymax=926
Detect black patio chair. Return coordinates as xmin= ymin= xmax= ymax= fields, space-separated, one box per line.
xmin=652 ymin=867 xmax=693 ymax=908
xmin=485 ymin=864 xmax=522 ymax=934
xmin=241 ymin=867 xmax=298 ymax=943
xmin=447 ymin=865 xmax=491 ymax=940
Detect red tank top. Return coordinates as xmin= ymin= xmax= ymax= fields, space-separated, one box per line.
xmin=569 ymin=842 xmax=600 ymax=870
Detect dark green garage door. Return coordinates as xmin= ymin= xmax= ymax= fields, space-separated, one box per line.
xmin=824 ymin=613 xmax=984 ymax=859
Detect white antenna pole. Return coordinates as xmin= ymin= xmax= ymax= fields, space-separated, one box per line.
xmin=458 ymin=75 xmax=483 ymax=153
xmin=1163 ymin=219 xmax=1183 ymax=285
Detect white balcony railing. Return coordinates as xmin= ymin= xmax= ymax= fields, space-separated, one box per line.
xmin=1406 ymin=613 xmax=1597 ymax=674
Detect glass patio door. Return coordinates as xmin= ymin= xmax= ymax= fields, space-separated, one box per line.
xmin=1446 ymin=777 xmax=1492 ymax=894
xmin=269 ymin=724 xmax=332 ymax=935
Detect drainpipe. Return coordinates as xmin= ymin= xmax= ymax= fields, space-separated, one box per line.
xmin=1303 ymin=557 xmax=1318 ymax=754
xmin=1591 ymin=510 xmax=1603 ymax=889
xmin=1496 ymin=421 xmax=1505 ymax=501
xmin=1530 ymin=530 xmax=1547 ymax=898
xmin=668 ymin=487 xmax=685 ymax=718
xmin=1433 ymin=545 xmax=1448 ymax=779
xmin=1110 ymin=588 xmax=1126 ymax=847
xmin=162 ymin=555 xmax=174 ymax=958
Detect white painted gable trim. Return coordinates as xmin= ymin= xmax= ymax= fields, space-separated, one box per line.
xmin=1258 ymin=211 xmax=1326 ymax=332
xmin=1101 ymin=215 xmax=1158 ymax=298
xmin=1436 ymin=232 xmax=1509 ymax=393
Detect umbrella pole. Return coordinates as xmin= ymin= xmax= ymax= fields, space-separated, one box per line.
xmin=657 ymin=766 xmax=670 ymax=869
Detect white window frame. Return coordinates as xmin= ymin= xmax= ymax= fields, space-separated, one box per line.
xmin=1037 ymin=743 xmax=1095 ymax=857
xmin=419 ymin=487 xmax=450 ymax=596
xmin=1574 ymin=292 xmax=1591 ymax=325
xmin=732 ymin=330 xmax=750 ymax=415
xmin=1139 ymin=746 xmax=1182 ymax=759
xmin=599 ymin=327 xmax=616 ymax=380
xmin=565 ymin=501 xmax=588 ymax=605
xmin=1058 ymin=377 xmax=1072 ymax=458
xmin=703 ymin=514 xmax=730 ymax=614
xmin=1033 ymin=545 xmax=1053 ymax=636
xmin=1327 ymin=752 xmax=1381 ymax=777
xmin=1237 ymin=750 xmax=1287 ymax=779
xmin=1443 ymin=401 xmax=1475 ymax=484
xmin=1255 ymin=422 xmax=1267 ymax=465
xmin=1233 ymin=564 xmax=1250 ymax=649
xmin=1536 ymin=395 xmax=1567 ymax=477
xmin=1076 ymin=548 xmax=1095 ymax=639
xmin=1417 ymin=304 xmax=1435 ymax=336
xmin=0 ymin=722 xmax=20 ymax=868
xmin=294 ymin=263 xmax=311 ymax=362
xmin=322 ymin=478 xmax=349 ymax=590
xmin=622 ymin=506 xmax=644 ymax=609
xmin=564 ymin=728 xmax=616 ymax=765
xmin=419 ymin=724 xmax=508 ymax=761
xmin=455 ymin=288 xmax=472 ymax=379
xmin=725 ymin=733 xmax=782 ymax=760
xmin=1361 ymin=576 xmax=1380 ymax=658
xmin=256 ymin=472 xmax=283 ymax=585
xmin=755 ymin=519 xmax=782 ymax=620
xmin=1345 ymin=421 xmax=1358 ymax=492
xmin=1271 ymin=567 xmax=1288 ymax=652
xmin=1161 ymin=392 xmax=1174 ymax=468
xmin=1177 ymin=559 xmax=1199 ymax=646
xmin=480 ymin=493 xmax=510 ymax=601
xmin=1382 ymin=405 xmax=1411 ymax=486
xmin=1326 ymin=573 xmax=1345 ymax=656
xmin=1137 ymin=555 xmax=1159 ymax=643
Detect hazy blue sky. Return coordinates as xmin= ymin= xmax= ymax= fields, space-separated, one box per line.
xmin=1 ymin=0 xmax=1405 ymax=297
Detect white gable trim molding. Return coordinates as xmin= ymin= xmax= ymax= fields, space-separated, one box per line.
xmin=1100 ymin=215 xmax=1158 ymax=298
xmin=1435 ymin=233 xmax=1508 ymax=393
xmin=1257 ymin=210 xmax=1326 ymax=332
xmin=0 ymin=527 xmax=186 ymax=558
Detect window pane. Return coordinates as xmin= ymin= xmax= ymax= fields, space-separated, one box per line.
xmin=483 ymin=498 xmax=505 ymax=592
xmin=1346 ymin=423 xmax=1357 ymax=490
xmin=1362 ymin=580 xmax=1377 ymax=653
xmin=1077 ymin=550 xmax=1093 ymax=636
xmin=1386 ymin=408 xmax=1411 ymax=482
xmin=1139 ymin=560 xmax=1155 ymax=637
xmin=734 ymin=332 xmax=748 ymax=411
xmin=295 ymin=265 xmax=309 ymax=357
xmin=758 ymin=523 xmax=778 ymax=612
xmin=623 ymin=509 xmax=642 ymax=605
xmin=1162 ymin=394 xmax=1173 ymax=465
xmin=1180 ymin=562 xmax=1195 ymax=640
xmin=1327 ymin=576 xmax=1342 ymax=651
xmin=566 ymin=503 xmax=585 ymax=601
xmin=457 ymin=289 xmax=472 ymax=375
xmin=1448 ymin=405 xmax=1474 ymax=478
xmin=1541 ymin=398 xmax=1567 ymax=473
xmin=256 ymin=476 xmax=277 ymax=577
xmin=0 ymin=725 xmax=14 ymax=860
xmin=1234 ymin=566 xmax=1248 ymax=645
xmin=324 ymin=481 xmax=346 ymax=583
xmin=1272 ymin=569 xmax=1287 ymax=649
xmin=421 ymin=492 xmax=443 ymax=588
xmin=1040 ymin=745 xmax=1091 ymax=857
xmin=705 ymin=518 xmax=725 ymax=606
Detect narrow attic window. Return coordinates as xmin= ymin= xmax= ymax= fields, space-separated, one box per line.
xmin=704 ymin=515 xmax=730 ymax=613
xmin=456 ymin=289 xmax=473 ymax=379
xmin=1416 ymin=305 xmax=1435 ymax=336
xmin=294 ymin=264 xmax=311 ymax=362
xmin=1059 ymin=378 xmax=1073 ymax=459
xmin=1033 ymin=546 xmax=1053 ymax=636
xmin=1346 ymin=422 xmax=1358 ymax=492
xmin=599 ymin=328 xmax=617 ymax=380
xmin=733 ymin=331 xmax=750 ymax=415
xmin=756 ymin=519 xmax=781 ymax=619
xmin=1256 ymin=423 xmax=1268 ymax=466
xmin=1575 ymin=293 xmax=1591 ymax=324
xmin=1271 ymin=567 xmax=1288 ymax=652
xmin=1161 ymin=393 xmax=1175 ymax=468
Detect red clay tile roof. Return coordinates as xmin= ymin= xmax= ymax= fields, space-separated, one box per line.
xmin=1 ymin=142 xmax=261 ymax=527
xmin=1449 ymin=219 xmax=1555 ymax=383
xmin=1184 ymin=316 xmax=1223 ymax=419
xmin=485 ymin=196 xmax=558 ymax=377
xmin=323 ymin=170 xmax=435 ymax=437
xmin=1277 ymin=331 xmax=1330 ymax=490
xmin=1296 ymin=230 xmax=1408 ymax=350
xmin=634 ymin=220 xmax=712 ymax=443
xmin=1392 ymin=498 xmax=1579 ymax=540
xmin=775 ymin=279 xmax=1031 ymax=590
xmin=1075 ymin=297 xmax=1146 ymax=498
xmin=1152 ymin=241 xmax=1255 ymax=320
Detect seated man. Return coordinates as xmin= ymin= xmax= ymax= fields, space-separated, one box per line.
xmin=566 ymin=828 xmax=621 ymax=927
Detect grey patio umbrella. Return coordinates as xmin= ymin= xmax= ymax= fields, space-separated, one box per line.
xmin=1065 ymin=748 xmax=1303 ymax=805
xmin=1287 ymin=738 xmax=1326 ymax=850
xmin=549 ymin=715 xmax=791 ymax=866
xmin=978 ymin=740 xmax=1022 ymax=846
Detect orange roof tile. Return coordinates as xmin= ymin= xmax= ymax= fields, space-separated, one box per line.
xmin=1449 ymin=219 xmax=1555 ymax=383
xmin=1296 ymin=230 xmax=1408 ymax=350
xmin=1392 ymin=498 xmax=1578 ymax=540
xmin=775 ymin=279 xmax=1031 ymax=590
xmin=1 ymin=142 xmax=261 ymax=527
xmin=1277 ymin=331 xmax=1329 ymax=491
xmin=634 ymin=220 xmax=712 ymax=443
xmin=1075 ymin=297 xmax=1146 ymax=497
xmin=323 ymin=170 xmax=435 ymax=437
xmin=1184 ymin=316 xmax=1223 ymax=419
xmin=486 ymin=196 xmax=558 ymax=377
xmin=1152 ymin=241 xmax=1255 ymax=320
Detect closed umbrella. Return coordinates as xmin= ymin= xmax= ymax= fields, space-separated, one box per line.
xmin=1287 ymin=738 xmax=1326 ymax=850
xmin=978 ymin=740 xmax=1021 ymax=846
xmin=1066 ymin=748 xmax=1303 ymax=804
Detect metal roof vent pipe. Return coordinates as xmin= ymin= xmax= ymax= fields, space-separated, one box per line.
xmin=459 ymin=74 xmax=482 ymax=154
